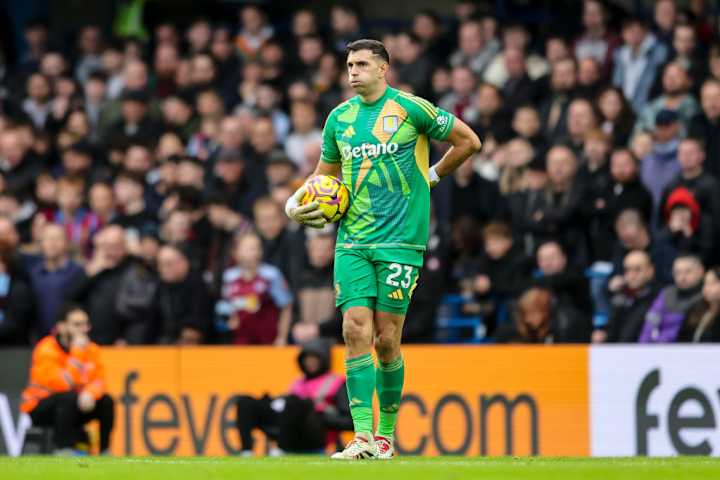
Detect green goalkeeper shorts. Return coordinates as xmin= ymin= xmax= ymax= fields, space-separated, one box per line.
xmin=334 ymin=247 xmax=424 ymax=315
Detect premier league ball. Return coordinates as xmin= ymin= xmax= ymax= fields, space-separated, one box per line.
xmin=302 ymin=175 xmax=350 ymax=223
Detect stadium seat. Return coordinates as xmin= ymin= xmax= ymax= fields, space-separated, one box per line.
xmin=434 ymin=294 xmax=487 ymax=344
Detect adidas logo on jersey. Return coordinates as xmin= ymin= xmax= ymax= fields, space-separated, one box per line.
xmin=388 ymin=289 xmax=404 ymax=300
xmin=342 ymin=142 xmax=399 ymax=160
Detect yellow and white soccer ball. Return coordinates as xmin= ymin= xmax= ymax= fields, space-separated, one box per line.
xmin=301 ymin=175 xmax=350 ymax=223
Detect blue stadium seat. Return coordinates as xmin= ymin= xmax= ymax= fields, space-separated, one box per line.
xmin=434 ymin=294 xmax=487 ymax=344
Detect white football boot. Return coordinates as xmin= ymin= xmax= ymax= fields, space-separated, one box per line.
xmin=330 ymin=434 xmax=377 ymax=460
xmin=374 ymin=435 xmax=395 ymax=459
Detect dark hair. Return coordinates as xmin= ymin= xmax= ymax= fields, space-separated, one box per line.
xmin=611 ymin=147 xmax=639 ymax=165
xmin=345 ymin=39 xmax=390 ymax=64
xmin=56 ymin=303 xmax=87 ymax=324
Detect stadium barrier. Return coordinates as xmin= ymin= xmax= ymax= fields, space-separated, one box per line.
xmin=1 ymin=346 xmax=718 ymax=456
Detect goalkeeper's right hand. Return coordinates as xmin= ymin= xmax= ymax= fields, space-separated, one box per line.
xmin=285 ymin=184 xmax=327 ymax=228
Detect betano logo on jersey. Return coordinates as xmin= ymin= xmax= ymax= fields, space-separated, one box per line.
xmin=342 ymin=142 xmax=399 ymax=160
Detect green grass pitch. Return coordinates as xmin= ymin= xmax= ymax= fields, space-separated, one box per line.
xmin=3 ymin=456 xmax=720 ymax=480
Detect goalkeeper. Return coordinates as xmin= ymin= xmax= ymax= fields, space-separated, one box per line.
xmin=285 ymin=39 xmax=481 ymax=460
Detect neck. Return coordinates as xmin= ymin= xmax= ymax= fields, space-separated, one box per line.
xmin=588 ymin=25 xmax=605 ymax=38
xmin=44 ymin=256 xmax=66 ymax=271
xmin=683 ymin=167 xmax=702 ymax=179
xmin=240 ymin=265 xmax=258 ymax=278
xmin=125 ymin=199 xmax=145 ymax=215
xmin=359 ymin=83 xmax=388 ymax=104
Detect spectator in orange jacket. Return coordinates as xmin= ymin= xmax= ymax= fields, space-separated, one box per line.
xmin=21 ymin=305 xmax=114 ymax=454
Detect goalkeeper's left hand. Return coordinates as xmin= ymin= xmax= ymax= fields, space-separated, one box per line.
xmin=429 ymin=165 xmax=441 ymax=189
xmin=285 ymin=184 xmax=327 ymax=229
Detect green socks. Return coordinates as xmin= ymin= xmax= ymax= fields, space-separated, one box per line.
xmin=345 ymin=354 xmax=376 ymax=436
xmin=345 ymin=353 xmax=405 ymax=438
xmin=376 ymin=356 xmax=404 ymax=439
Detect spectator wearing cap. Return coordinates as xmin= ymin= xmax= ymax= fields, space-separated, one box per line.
xmin=688 ymin=80 xmax=720 ymax=178
xmin=207 ymin=147 xmax=266 ymax=218
xmin=155 ymin=244 xmax=214 ymax=344
xmin=285 ymin=101 xmax=322 ymax=170
xmin=29 ymin=223 xmax=83 ymax=337
xmin=656 ymin=186 xmax=714 ymax=266
xmin=450 ymin=19 xmax=501 ymax=77
xmin=640 ymin=109 xmax=682 ymax=215
xmin=632 ymin=62 xmax=699 ymax=138
xmin=613 ymin=17 xmax=669 ymax=113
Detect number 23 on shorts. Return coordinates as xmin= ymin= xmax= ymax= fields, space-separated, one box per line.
xmin=382 ymin=262 xmax=419 ymax=300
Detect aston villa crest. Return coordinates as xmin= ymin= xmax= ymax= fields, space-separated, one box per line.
xmin=382 ymin=115 xmax=399 ymax=133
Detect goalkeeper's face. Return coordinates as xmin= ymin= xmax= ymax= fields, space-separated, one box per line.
xmin=346 ymin=49 xmax=388 ymax=96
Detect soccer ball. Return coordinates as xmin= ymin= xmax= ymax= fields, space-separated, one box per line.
xmin=302 ymin=175 xmax=350 ymax=222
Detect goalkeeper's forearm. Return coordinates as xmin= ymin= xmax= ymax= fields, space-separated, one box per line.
xmin=432 ymin=119 xmax=482 ymax=179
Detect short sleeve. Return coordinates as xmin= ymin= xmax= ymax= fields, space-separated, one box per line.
xmin=267 ymin=268 xmax=293 ymax=308
xmin=320 ymin=111 xmax=341 ymax=164
xmin=404 ymin=95 xmax=456 ymax=141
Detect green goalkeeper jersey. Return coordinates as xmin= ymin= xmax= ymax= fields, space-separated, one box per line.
xmin=320 ymin=86 xmax=456 ymax=251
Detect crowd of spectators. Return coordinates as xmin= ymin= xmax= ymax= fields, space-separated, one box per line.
xmin=0 ymin=1 xmax=719 ymax=347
